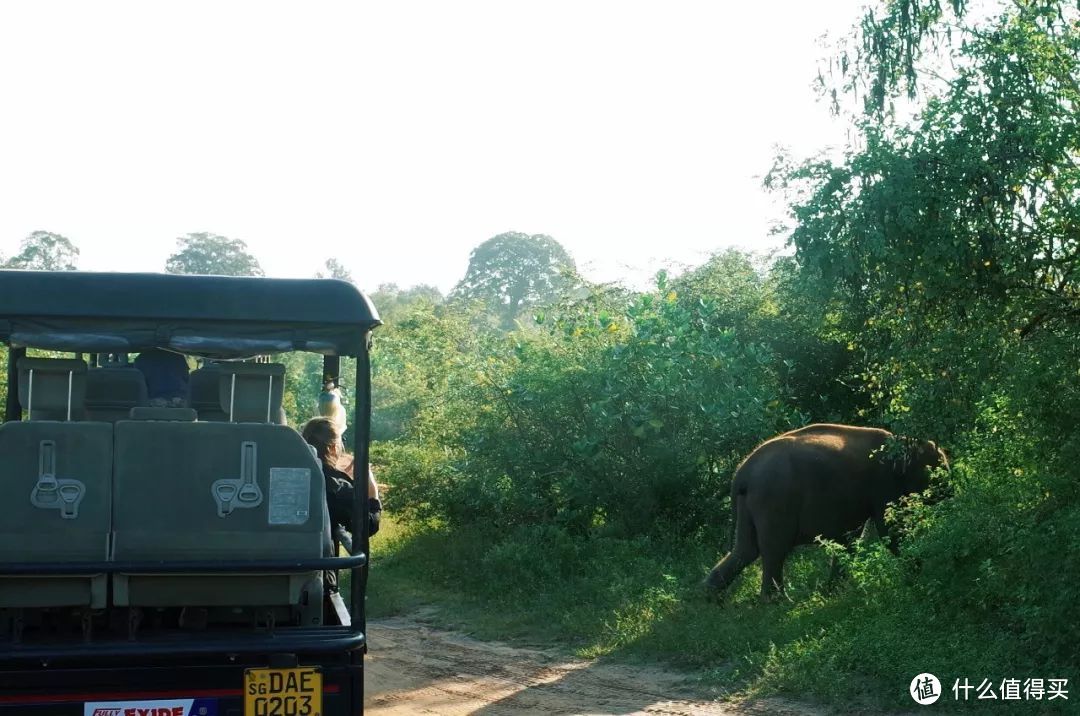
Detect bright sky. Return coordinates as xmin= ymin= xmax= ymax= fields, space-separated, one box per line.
xmin=0 ymin=1 xmax=864 ymax=293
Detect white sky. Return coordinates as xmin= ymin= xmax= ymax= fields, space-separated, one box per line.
xmin=0 ymin=1 xmax=864 ymax=294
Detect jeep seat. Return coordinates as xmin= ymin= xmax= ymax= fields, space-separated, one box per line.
xmin=85 ymin=367 xmax=148 ymax=422
xmin=0 ymin=420 xmax=112 ymax=609
xmin=188 ymin=365 xmax=228 ymax=422
xmin=111 ymin=421 xmax=329 ymax=617
xmin=17 ymin=357 xmax=88 ymax=421
xmin=217 ymin=362 xmax=286 ymax=424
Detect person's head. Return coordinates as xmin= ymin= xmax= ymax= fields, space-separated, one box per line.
xmin=302 ymin=416 xmax=344 ymax=467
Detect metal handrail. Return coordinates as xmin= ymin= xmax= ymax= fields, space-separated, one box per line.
xmin=0 ymin=553 xmax=366 ymax=576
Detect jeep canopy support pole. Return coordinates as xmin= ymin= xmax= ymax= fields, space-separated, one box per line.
xmin=5 ymin=347 xmax=24 ymax=421
xmin=350 ymin=334 xmax=372 ymax=713
xmin=350 ymin=341 xmax=372 ymax=598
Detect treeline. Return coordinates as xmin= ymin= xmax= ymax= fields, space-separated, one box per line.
xmin=2 ymin=230 xmax=300 ymax=277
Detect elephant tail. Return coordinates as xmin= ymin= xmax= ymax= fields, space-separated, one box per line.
xmin=705 ymin=482 xmax=759 ymax=594
xmin=726 ymin=483 xmax=744 ymax=552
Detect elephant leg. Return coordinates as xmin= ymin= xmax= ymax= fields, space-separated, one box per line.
xmin=760 ymin=549 xmax=787 ymax=600
xmin=756 ymin=518 xmax=793 ymax=600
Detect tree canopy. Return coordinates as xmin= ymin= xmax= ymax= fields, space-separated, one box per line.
xmin=316 ymin=258 xmax=354 ymax=283
xmin=164 ymin=232 xmax=264 ymax=277
xmin=772 ymin=0 xmax=1080 ymax=439
xmin=450 ymin=232 xmax=578 ymax=329
xmin=2 ymin=231 xmax=80 ymax=271
xmin=369 ymin=283 xmax=443 ymax=325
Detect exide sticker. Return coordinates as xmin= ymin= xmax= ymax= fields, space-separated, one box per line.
xmin=83 ymin=699 xmax=217 ymax=716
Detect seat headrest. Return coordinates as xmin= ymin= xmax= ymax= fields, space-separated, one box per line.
xmin=188 ymin=365 xmax=222 ymax=409
xmin=17 ymin=358 xmax=88 ymax=421
xmin=216 ymin=363 xmax=286 ymax=424
xmin=86 ymin=367 xmax=149 ymax=408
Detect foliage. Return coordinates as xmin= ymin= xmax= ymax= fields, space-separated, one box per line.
xmin=450 ymin=232 xmax=579 ymax=330
xmin=675 ymin=250 xmax=864 ymax=422
xmin=368 ymin=282 xmax=443 ymax=326
xmin=0 ymin=346 xmax=6 ymax=415
xmin=772 ymin=0 xmax=1080 ymax=441
xmin=164 ymin=232 xmax=264 ymax=276
xmin=2 ymin=231 xmax=80 ymax=271
xmin=279 ymin=352 xmax=324 ymax=429
xmin=365 ymin=282 xmax=446 ymax=447
xmin=380 ymin=263 xmax=803 ymax=538
xmin=834 ymin=0 xmax=969 ymax=115
xmin=316 ymin=257 xmax=354 ymax=282
xmin=367 ymin=2 xmax=1080 ymax=711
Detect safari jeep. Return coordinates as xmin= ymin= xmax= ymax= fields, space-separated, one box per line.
xmin=0 ymin=270 xmax=380 ymax=716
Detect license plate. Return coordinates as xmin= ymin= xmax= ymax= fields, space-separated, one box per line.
xmin=244 ymin=667 xmax=322 ymax=716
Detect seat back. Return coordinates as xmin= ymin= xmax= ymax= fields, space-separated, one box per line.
xmin=0 ymin=421 xmax=112 ymax=608
xmin=85 ymin=367 xmax=148 ymax=422
xmin=17 ymin=358 xmax=87 ymax=421
xmin=188 ymin=365 xmax=228 ymax=421
xmin=112 ymin=421 xmax=328 ymax=613
xmin=217 ymin=363 xmax=286 ymax=424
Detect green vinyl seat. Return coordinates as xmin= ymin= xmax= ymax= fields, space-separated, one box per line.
xmin=111 ymin=421 xmax=330 ymax=619
xmin=0 ymin=371 xmax=111 ymax=609
xmin=188 ymin=364 xmax=228 ymax=422
xmin=217 ymin=362 xmax=286 ymax=424
xmin=85 ymin=367 xmax=148 ymax=422
xmin=17 ymin=357 xmax=87 ymax=421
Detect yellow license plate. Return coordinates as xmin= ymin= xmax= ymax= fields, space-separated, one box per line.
xmin=244 ymin=667 xmax=322 ymax=716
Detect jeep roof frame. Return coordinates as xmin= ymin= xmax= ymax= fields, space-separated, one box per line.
xmin=0 ymin=270 xmax=381 ymax=358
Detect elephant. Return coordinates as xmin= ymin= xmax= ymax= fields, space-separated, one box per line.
xmin=704 ymin=423 xmax=948 ymax=599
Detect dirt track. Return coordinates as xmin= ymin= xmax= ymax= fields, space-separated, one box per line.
xmin=364 ymin=616 xmax=823 ymax=716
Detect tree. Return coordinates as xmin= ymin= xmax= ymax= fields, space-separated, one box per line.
xmin=164 ymin=232 xmax=264 ymax=276
xmin=451 ymin=232 xmax=579 ymax=330
xmin=316 ymin=258 xmax=354 ymax=283
xmin=369 ymin=283 xmax=444 ymax=325
xmin=3 ymin=231 xmax=79 ymax=270
xmin=772 ymin=0 xmax=1080 ymax=439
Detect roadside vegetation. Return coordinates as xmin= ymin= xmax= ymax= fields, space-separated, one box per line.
xmin=363 ymin=2 xmax=1080 ymax=711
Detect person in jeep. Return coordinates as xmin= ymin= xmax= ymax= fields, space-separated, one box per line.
xmin=133 ymin=347 xmax=191 ymax=407
xmin=302 ymin=416 xmax=382 ymax=548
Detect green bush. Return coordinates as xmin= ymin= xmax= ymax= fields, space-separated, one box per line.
xmin=378 ymin=266 xmax=805 ymax=539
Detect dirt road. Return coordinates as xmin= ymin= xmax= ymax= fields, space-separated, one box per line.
xmin=364 ymin=616 xmax=822 ymax=716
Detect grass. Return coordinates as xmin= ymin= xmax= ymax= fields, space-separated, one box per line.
xmin=366 ymin=517 xmax=861 ymax=705
xmin=364 ymin=507 xmax=1078 ymax=714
